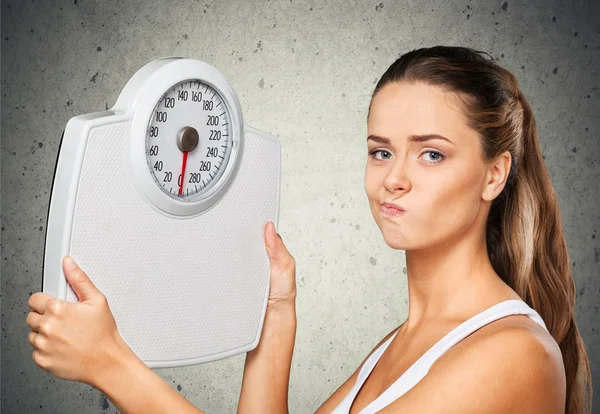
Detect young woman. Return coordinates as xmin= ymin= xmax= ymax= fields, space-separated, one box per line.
xmin=26 ymin=46 xmax=592 ymax=413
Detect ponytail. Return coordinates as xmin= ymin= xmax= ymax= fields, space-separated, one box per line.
xmin=486 ymin=92 xmax=592 ymax=414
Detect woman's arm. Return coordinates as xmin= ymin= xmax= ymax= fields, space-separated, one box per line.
xmin=93 ymin=339 xmax=204 ymax=414
xmin=237 ymin=300 xmax=297 ymax=414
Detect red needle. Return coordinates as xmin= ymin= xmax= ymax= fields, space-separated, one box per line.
xmin=179 ymin=151 xmax=188 ymax=196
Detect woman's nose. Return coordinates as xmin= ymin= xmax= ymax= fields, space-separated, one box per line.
xmin=383 ymin=157 xmax=411 ymax=193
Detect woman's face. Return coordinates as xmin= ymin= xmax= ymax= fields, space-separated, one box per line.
xmin=365 ymin=81 xmax=491 ymax=251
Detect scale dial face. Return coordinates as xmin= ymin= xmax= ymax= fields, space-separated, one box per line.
xmin=145 ymin=79 xmax=233 ymax=200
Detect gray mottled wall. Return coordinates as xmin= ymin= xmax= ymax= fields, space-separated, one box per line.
xmin=2 ymin=0 xmax=599 ymax=412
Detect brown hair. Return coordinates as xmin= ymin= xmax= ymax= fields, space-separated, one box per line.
xmin=369 ymin=46 xmax=592 ymax=413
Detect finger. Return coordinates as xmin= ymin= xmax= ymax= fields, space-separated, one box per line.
xmin=62 ymin=256 xmax=101 ymax=302
xmin=28 ymin=331 xmax=39 ymax=347
xmin=28 ymin=292 xmax=54 ymax=314
xmin=26 ymin=311 xmax=44 ymax=332
xmin=32 ymin=349 xmax=49 ymax=370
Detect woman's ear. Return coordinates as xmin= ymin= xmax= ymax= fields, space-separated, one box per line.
xmin=482 ymin=151 xmax=511 ymax=201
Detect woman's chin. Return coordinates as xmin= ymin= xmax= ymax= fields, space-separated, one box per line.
xmin=373 ymin=215 xmax=410 ymax=249
xmin=381 ymin=234 xmax=407 ymax=250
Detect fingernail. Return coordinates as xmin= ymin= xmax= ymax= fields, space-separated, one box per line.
xmin=64 ymin=256 xmax=78 ymax=270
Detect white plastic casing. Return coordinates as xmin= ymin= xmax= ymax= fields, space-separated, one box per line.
xmin=42 ymin=58 xmax=280 ymax=368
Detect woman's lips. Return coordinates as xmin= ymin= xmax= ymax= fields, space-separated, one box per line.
xmin=381 ymin=203 xmax=405 ymax=217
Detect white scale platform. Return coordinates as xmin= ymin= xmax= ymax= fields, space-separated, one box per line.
xmin=42 ymin=58 xmax=280 ymax=368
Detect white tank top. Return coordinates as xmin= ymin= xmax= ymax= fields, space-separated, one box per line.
xmin=331 ymin=299 xmax=549 ymax=413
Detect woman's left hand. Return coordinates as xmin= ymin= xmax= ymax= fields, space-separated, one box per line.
xmin=26 ymin=256 xmax=130 ymax=386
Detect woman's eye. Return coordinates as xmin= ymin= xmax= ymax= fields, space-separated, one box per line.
xmin=368 ymin=149 xmax=392 ymax=160
xmin=421 ymin=150 xmax=445 ymax=164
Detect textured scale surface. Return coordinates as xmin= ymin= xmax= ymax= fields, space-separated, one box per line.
xmin=66 ymin=121 xmax=279 ymax=364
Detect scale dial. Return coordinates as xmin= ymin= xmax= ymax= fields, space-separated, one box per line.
xmin=146 ymin=80 xmax=233 ymax=200
xmin=127 ymin=58 xmax=244 ymax=218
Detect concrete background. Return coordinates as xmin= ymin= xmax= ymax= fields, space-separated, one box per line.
xmin=2 ymin=0 xmax=598 ymax=412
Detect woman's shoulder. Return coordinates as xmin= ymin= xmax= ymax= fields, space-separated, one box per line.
xmin=439 ymin=314 xmax=565 ymax=408
xmin=449 ymin=312 xmax=564 ymax=371
xmin=378 ymin=313 xmax=566 ymax=413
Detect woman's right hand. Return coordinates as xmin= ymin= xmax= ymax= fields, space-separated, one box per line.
xmin=263 ymin=221 xmax=297 ymax=310
xmin=238 ymin=222 xmax=297 ymax=413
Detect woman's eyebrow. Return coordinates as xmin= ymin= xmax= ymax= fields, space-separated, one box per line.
xmin=367 ymin=134 xmax=455 ymax=145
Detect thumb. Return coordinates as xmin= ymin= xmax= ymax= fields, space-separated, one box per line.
xmin=62 ymin=256 xmax=101 ymax=302
xmin=264 ymin=221 xmax=291 ymax=262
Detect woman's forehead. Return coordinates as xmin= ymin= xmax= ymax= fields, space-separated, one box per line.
xmin=368 ymin=82 xmax=473 ymax=143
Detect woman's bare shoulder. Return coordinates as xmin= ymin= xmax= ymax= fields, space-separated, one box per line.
xmin=377 ymin=315 xmax=566 ymax=413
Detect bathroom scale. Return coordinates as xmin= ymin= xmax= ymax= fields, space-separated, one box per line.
xmin=42 ymin=57 xmax=281 ymax=368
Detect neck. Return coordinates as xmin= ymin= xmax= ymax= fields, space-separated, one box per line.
xmin=402 ymin=223 xmax=515 ymax=330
